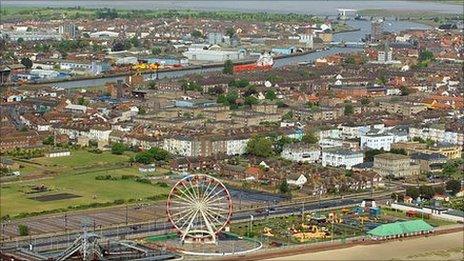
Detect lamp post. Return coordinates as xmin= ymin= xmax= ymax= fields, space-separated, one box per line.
xmin=249 ymin=214 xmax=254 ymax=236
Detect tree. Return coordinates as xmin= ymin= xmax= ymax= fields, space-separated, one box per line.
xmin=17 ymin=37 xmax=24 ymax=44
xmin=147 ymin=147 xmax=170 ymax=161
xmin=226 ymin=90 xmax=239 ymax=106
xmin=360 ymin=97 xmax=370 ymax=106
xmin=246 ymin=136 xmax=273 ymax=157
xmin=217 ymin=94 xmax=228 ymax=105
xmin=112 ymin=41 xmax=128 ymax=52
xmin=43 ymin=136 xmax=54 ymax=145
xmin=279 ymin=179 xmax=290 ymax=194
xmin=446 ymin=179 xmax=461 ymax=196
xmin=191 ymin=30 xmax=203 ymax=38
xmin=20 ymin=57 xmax=33 ymax=69
xmin=18 ymin=224 xmax=29 ymax=236
xmin=134 ymin=152 xmax=152 ymax=164
xmin=419 ymin=185 xmax=435 ymax=199
xmin=147 ymin=80 xmax=157 ymax=89
xmin=274 ymin=136 xmax=295 ymax=153
xmin=344 ymin=103 xmax=354 ymax=115
xmin=301 ymin=131 xmax=319 ymax=144
xmin=400 ymin=86 xmax=411 ymax=96
xmin=225 ymin=27 xmax=235 ymax=38
xmin=111 ymin=143 xmax=126 ymax=155
xmin=245 ymin=96 xmax=258 ymax=105
xmin=442 ymin=159 xmax=463 ymax=179
xmin=223 ymin=59 xmax=234 ymax=74
xmin=129 ymin=36 xmax=140 ymax=48
xmin=406 ymin=186 xmax=420 ymax=199
xmin=390 ymin=148 xmax=407 ymax=155
xmin=364 ymin=149 xmax=385 ymax=162
xmin=265 ymin=90 xmax=277 ymax=101
xmin=151 ymin=47 xmax=162 ymax=56
xmin=419 ymin=50 xmax=434 ymax=62
xmin=376 ymin=75 xmax=388 ymax=85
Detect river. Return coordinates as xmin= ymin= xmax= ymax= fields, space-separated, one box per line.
xmin=45 ymin=19 xmax=428 ymax=89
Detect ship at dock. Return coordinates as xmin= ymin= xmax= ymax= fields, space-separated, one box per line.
xmin=233 ymin=53 xmax=274 ymax=73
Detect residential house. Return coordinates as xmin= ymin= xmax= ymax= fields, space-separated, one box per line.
xmin=321 ymin=147 xmax=364 ymax=170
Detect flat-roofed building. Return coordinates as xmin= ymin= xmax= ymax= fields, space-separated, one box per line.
xmin=373 ymin=153 xmax=420 ymax=178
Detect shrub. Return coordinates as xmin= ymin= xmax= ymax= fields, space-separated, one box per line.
xmin=18 ymin=224 xmax=29 ymax=236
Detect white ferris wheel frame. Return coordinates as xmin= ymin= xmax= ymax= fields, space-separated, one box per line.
xmin=166 ymin=174 xmax=233 ymax=244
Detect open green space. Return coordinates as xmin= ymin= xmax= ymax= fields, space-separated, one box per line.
xmin=0 ymin=150 xmax=170 ymax=219
xmin=33 ymin=150 xmax=132 ymax=169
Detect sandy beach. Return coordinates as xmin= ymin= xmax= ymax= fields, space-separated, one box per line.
xmin=266 ymin=231 xmax=464 ymax=261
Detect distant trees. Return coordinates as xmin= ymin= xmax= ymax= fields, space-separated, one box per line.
xmin=223 ymin=59 xmax=234 ymax=74
xmin=246 ymin=136 xmax=274 ymax=157
xmin=95 ymin=8 xmax=119 ymax=19
xmin=20 ymin=57 xmax=33 ymax=69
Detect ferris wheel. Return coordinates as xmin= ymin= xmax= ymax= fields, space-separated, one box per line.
xmin=166 ymin=174 xmax=233 ymax=244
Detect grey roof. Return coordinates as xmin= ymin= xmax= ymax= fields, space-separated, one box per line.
xmin=411 ymin=152 xmax=447 ymax=161
xmin=353 ymin=161 xmax=374 ymax=169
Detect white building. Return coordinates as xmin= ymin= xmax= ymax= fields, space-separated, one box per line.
xmin=298 ymin=34 xmax=314 ymax=48
xmin=287 ymin=174 xmax=308 ymax=187
xmin=281 ymin=143 xmax=320 ymax=163
xmin=183 ymin=45 xmax=246 ymax=62
xmin=340 ymin=123 xmax=385 ymax=139
xmin=360 ymin=128 xmax=395 ymax=151
xmin=60 ymin=60 xmax=111 ymax=75
xmin=163 ymin=137 xmax=193 ymax=157
xmin=322 ymin=147 xmax=364 ymax=170
xmin=54 ymin=126 xmax=111 ymax=142
xmin=319 ymin=138 xmax=344 ymax=149
xmin=226 ymin=138 xmax=249 ymax=156
xmin=89 ymin=31 xmax=119 ymax=39
xmin=409 ymin=126 xmax=463 ymax=146
xmin=46 ymin=150 xmax=71 ymax=158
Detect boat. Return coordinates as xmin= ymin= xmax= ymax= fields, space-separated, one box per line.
xmin=233 ymin=53 xmax=274 ymax=73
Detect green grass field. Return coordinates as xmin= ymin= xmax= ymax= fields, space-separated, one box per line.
xmin=1 ymin=150 xmax=170 ymax=218
xmin=33 ymin=150 xmax=132 ymax=168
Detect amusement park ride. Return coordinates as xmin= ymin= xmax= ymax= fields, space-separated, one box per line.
xmin=166 ymin=174 xmax=233 ymax=244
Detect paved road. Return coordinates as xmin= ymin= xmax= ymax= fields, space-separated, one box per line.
xmin=0 ymin=192 xmax=392 ymax=252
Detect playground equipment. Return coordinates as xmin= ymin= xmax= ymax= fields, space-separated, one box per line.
xmin=292 ymin=225 xmax=328 ymax=242
xmin=327 ymin=212 xmax=343 ymax=224
xmin=263 ymin=227 xmax=274 ymax=237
